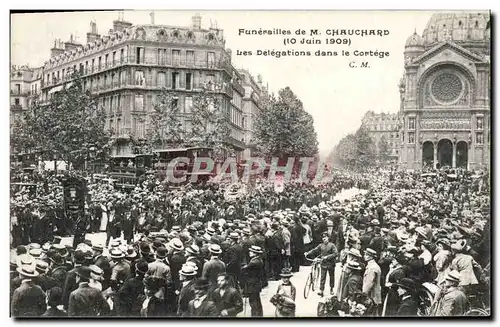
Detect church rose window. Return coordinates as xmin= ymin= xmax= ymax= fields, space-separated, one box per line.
xmin=431 ymin=73 xmax=463 ymax=103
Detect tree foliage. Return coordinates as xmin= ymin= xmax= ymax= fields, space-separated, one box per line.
xmin=11 ymin=73 xmax=111 ymax=170
xmin=332 ymin=126 xmax=377 ymax=170
xmin=143 ymin=89 xmax=184 ymax=151
xmin=252 ymin=87 xmax=318 ymax=158
xmin=378 ymin=135 xmax=390 ymax=162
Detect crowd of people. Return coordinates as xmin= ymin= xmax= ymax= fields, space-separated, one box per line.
xmin=10 ymin=165 xmax=490 ymax=317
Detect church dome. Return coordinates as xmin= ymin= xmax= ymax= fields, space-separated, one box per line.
xmin=405 ymin=30 xmax=424 ymax=47
xmin=422 ymin=12 xmax=490 ymax=45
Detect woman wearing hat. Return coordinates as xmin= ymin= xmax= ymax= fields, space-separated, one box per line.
xmin=449 ymin=239 xmax=480 ymax=296
xmin=394 ymin=278 xmax=419 ymax=316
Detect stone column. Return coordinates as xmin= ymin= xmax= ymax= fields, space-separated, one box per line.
xmin=433 ymin=142 xmax=438 ymax=169
xmin=452 ymin=142 xmax=457 ymax=168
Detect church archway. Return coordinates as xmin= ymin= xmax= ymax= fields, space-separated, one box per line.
xmin=456 ymin=141 xmax=468 ymax=169
xmin=422 ymin=141 xmax=434 ymax=168
xmin=437 ymin=139 xmax=453 ymax=168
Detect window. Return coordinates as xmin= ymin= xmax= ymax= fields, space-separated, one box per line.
xmin=172 ymin=50 xmax=180 ymax=65
xmin=112 ymin=51 xmax=116 ymax=65
xmin=79 ymin=64 xmax=84 ymax=74
xmin=136 ymin=47 xmax=144 ymax=64
xmin=476 ymin=116 xmax=483 ymax=130
xmin=14 ymin=98 xmax=20 ymax=105
xmin=185 ymin=96 xmax=192 ymax=113
xmin=15 ymin=84 xmax=20 ymax=94
xmin=408 ymin=117 xmax=416 ymax=130
xmin=105 ymin=54 xmax=109 ymax=67
xmin=116 ymin=119 xmax=122 ymax=135
xmin=157 ymin=72 xmax=166 ymax=87
xmin=476 ymin=132 xmax=483 ymax=144
xmin=111 ymin=73 xmax=116 ymax=87
xmin=57 ymin=71 xmax=60 ymax=81
xmin=186 ymin=50 xmax=195 ymax=66
xmin=85 ymin=61 xmax=89 ymax=73
xmin=110 ymin=97 xmax=114 ymax=113
xmin=172 ymin=72 xmax=179 ymax=89
xmin=242 ymin=117 xmax=246 ymax=129
xmin=109 ymin=119 xmax=113 ymax=132
xmin=396 ymin=150 xmax=399 ymax=155
xmin=98 ymin=56 xmax=102 ymax=69
xmin=207 ymin=51 xmax=216 ymax=67
xmin=135 ymin=71 xmax=145 ymax=85
xmin=117 ymin=95 xmax=121 ymax=113
xmin=120 ymin=49 xmax=125 ymax=63
xmin=185 ymin=73 xmax=192 ymax=90
xmin=73 ymin=65 xmax=76 ymax=73
xmin=172 ymin=97 xmax=179 ymax=109
xmin=408 ymin=132 xmax=415 ymax=144
xmin=91 ymin=59 xmax=95 ymax=71
xmin=206 ymin=74 xmax=215 ymax=90
xmin=158 ymin=49 xmax=166 ymax=65
xmin=135 ymin=94 xmax=144 ymax=111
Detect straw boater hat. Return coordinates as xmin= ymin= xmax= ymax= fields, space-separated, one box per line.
xmin=208 ymin=244 xmax=222 ymax=255
xmin=451 ymin=239 xmax=467 ymax=252
xmin=17 ymin=265 xmax=39 ymax=278
xmin=89 ymin=265 xmax=104 ymax=281
xmin=436 ymin=238 xmax=451 ymax=249
xmin=125 ymin=247 xmax=138 ymax=260
xmin=170 ymin=238 xmax=184 ymax=252
xmin=109 ymin=248 xmax=125 ymax=259
xmin=279 ymin=268 xmax=293 ymax=278
xmin=348 ymin=248 xmax=362 ymax=258
xmin=365 ymin=248 xmax=378 ymax=258
xmin=445 ymin=270 xmax=461 ymax=284
xmin=179 ymin=264 xmax=197 ymax=277
xmin=35 ymin=260 xmax=49 ymax=274
xmin=347 ymin=261 xmax=362 ymax=270
xmin=184 ymin=261 xmax=199 ymax=271
xmin=229 ymin=232 xmax=240 ymax=240
xmin=249 ymin=245 xmax=263 ymax=254
xmin=186 ymin=244 xmax=200 ymax=256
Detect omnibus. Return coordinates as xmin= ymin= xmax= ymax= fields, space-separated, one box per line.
xmin=153 ymin=147 xmax=215 ymax=183
xmin=108 ymin=154 xmax=153 ymax=188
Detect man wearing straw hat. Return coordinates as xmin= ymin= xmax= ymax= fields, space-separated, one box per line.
xmin=177 ymin=264 xmax=198 ymax=316
xmin=11 ymin=265 xmax=46 ymax=317
xmin=431 ymin=270 xmax=469 ymax=316
xmin=241 ymin=245 xmax=264 ymax=317
xmin=202 ymin=244 xmax=226 ymax=290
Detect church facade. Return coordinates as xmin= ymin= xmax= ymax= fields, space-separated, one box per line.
xmin=399 ymin=12 xmax=490 ymax=171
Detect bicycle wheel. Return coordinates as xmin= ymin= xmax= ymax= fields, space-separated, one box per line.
xmin=304 ymin=273 xmax=312 ymax=299
xmin=314 ymin=265 xmax=321 ymax=290
xmin=311 ymin=268 xmax=317 ymax=292
xmin=464 ymin=308 xmax=489 ymax=316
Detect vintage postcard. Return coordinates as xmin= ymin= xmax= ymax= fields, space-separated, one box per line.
xmin=9 ymin=10 xmax=491 ymax=318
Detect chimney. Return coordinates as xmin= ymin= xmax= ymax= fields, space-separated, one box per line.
xmin=192 ymin=13 xmax=202 ymax=30
xmin=64 ymin=36 xmax=80 ymax=51
xmin=113 ymin=20 xmax=133 ymax=32
xmin=87 ymin=21 xmax=100 ymax=43
xmin=50 ymin=39 xmax=65 ymax=58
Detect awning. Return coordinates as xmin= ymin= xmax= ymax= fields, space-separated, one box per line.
xmin=48 ymin=85 xmax=63 ymax=94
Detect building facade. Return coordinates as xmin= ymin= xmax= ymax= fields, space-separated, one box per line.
xmin=361 ymin=111 xmax=401 ymax=161
xmin=39 ymin=14 xmax=256 ymax=156
xmin=399 ymin=12 xmax=490 ymax=171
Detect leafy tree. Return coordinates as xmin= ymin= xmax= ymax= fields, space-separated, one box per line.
xmin=187 ymin=87 xmax=234 ymax=161
xmin=252 ymin=87 xmax=318 ymax=159
xmin=11 ymin=73 xmax=111 ymax=170
xmin=143 ymin=89 xmax=185 ymax=151
xmin=332 ymin=126 xmax=377 ymax=171
xmin=378 ymin=135 xmax=390 ymax=163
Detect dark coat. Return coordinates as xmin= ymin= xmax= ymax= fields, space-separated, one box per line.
xmin=242 ymin=256 xmax=264 ymax=295
xmin=177 ymin=280 xmax=197 ymax=316
xmin=290 ymin=223 xmax=305 ymax=252
xmin=11 ymin=280 xmax=47 ymax=317
xmin=341 ymin=273 xmax=363 ymax=300
xmin=226 ymin=243 xmax=244 ymax=282
xmin=396 ymin=295 xmax=419 ymax=316
xmin=186 ymin=297 xmax=220 ymax=317
xmin=47 ymin=265 xmax=68 ymax=289
xmin=140 ymin=295 xmax=165 ymax=317
xmin=62 ymin=265 xmax=84 ymax=309
xmin=267 ymin=231 xmax=285 ymax=256
xmin=116 ymin=275 xmax=145 ymax=316
xmin=67 ymin=282 xmax=110 ymax=317
xmin=202 ymin=258 xmax=226 ymax=289
xmin=94 ymin=255 xmax=112 ymax=283
xmin=212 ymin=286 xmax=244 ymax=316
xmin=307 ymin=242 xmax=338 ymax=268
xmin=169 ymin=252 xmax=186 ymax=290
xmin=42 ymin=307 xmax=67 ymax=317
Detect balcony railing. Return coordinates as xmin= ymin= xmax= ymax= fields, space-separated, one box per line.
xmin=43 ymin=56 xmax=234 ymax=88
xmin=11 ymin=104 xmax=23 ymax=110
xmin=10 ymin=90 xmax=31 ymax=97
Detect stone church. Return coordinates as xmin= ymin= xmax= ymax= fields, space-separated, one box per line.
xmin=399 ymin=12 xmax=490 ymax=171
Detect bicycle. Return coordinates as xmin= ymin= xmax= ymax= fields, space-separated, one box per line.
xmin=464 ymin=292 xmax=490 ymax=316
xmin=303 ymin=256 xmax=322 ymax=299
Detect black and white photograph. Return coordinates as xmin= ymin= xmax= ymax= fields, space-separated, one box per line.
xmin=9 ymin=9 xmax=491 ymax=318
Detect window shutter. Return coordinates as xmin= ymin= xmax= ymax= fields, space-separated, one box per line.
xmin=179 ymin=71 xmax=186 ymax=89
xmin=166 ymin=70 xmax=172 ymax=88
xmin=146 ymin=69 xmax=152 ymax=86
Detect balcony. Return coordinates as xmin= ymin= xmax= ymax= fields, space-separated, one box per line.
xmin=11 ymin=104 xmax=23 ymax=111
xmin=10 ymin=90 xmax=31 ymax=97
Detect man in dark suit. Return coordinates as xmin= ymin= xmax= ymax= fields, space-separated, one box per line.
xmin=212 ymin=273 xmax=243 ymax=317
xmin=186 ymin=279 xmax=220 ymax=317
xmin=67 ymin=266 xmax=110 ymax=316
xmin=62 ymin=250 xmax=87 ymax=310
xmin=267 ymin=223 xmax=284 ymax=281
xmin=226 ymin=232 xmax=244 ymax=287
xmin=241 ymin=246 xmax=264 ymax=317
xmin=115 ymin=262 xmax=148 ymax=316
xmin=185 ymin=244 xmax=203 ymax=278
xmin=177 ymin=264 xmax=197 ymax=316
xmin=139 ymin=276 xmax=165 ymax=317
xmin=395 ymin=278 xmax=419 ymax=316
xmin=202 ymin=244 xmax=226 ymax=290
xmin=290 ymin=217 xmax=305 ymax=272
xmin=11 ymin=266 xmax=47 ymax=317
xmin=47 ymin=253 xmax=68 ymax=289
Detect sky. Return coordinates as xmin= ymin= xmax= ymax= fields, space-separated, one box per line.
xmin=11 ymin=10 xmax=434 ymax=156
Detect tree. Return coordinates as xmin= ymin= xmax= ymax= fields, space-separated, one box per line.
xmin=252 ymin=87 xmax=319 ymax=159
xmin=143 ymin=88 xmax=185 ymax=152
xmin=378 ymin=135 xmax=390 ymax=163
xmin=11 ymin=73 xmax=111 ymax=170
xmin=187 ymin=87 xmax=234 ymax=161
xmin=332 ymin=126 xmax=377 ymax=171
